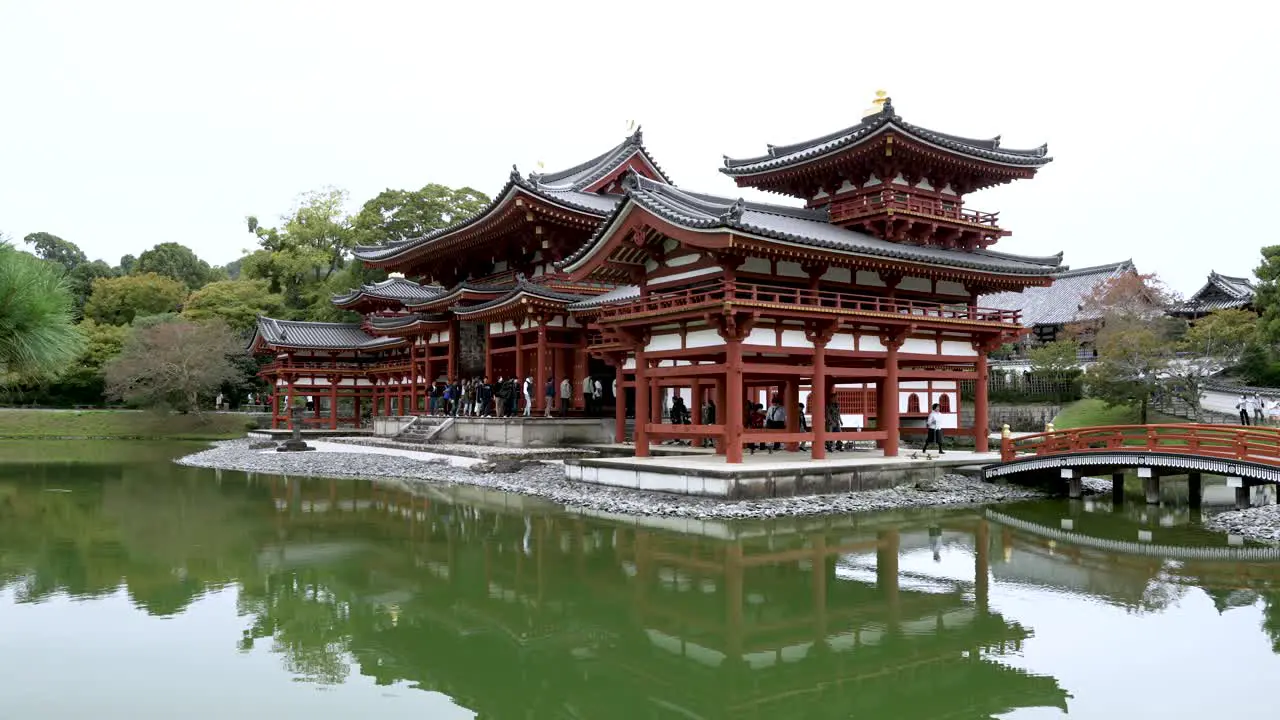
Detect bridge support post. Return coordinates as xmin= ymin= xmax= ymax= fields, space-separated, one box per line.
xmin=1139 ymin=468 xmax=1159 ymax=505
xmin=1188 ymin=472 xmax=1202 ymax=509
xmin=1111 ymin=472 xmax=1125 ymax=505
xmin=1234 ymin=478 xmax=1251 ymax=509
xmin=1063 ymin=468 xmax=1082 ymax=499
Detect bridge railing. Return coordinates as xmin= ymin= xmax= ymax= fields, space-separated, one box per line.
xmin=1000 ymin=423 xmax=1280 ymax=466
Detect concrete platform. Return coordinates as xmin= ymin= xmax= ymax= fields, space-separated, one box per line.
xmin=564 ymin=449 xmax=1001 ymax=499
xmin=248 ymin=428 xmax=371 ymax=440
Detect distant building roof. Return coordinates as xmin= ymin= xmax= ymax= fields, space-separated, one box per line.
xmin=561 ymin=174 xmax=1064 ymax=277
xmin=251 ymin=316 xmax=402 ymax=351
xmin=979 ymin=260 xmax=1136 ymax=327
xmin=331 ymin=277 xmax=444 ymax=307
xmin=1170 ymin=271 xmax=1256 ymax=317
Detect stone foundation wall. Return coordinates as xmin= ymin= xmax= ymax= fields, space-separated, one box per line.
xmin=440 ymin=418 xmax=614 ymax=447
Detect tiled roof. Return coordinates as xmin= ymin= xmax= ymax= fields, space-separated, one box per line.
xmin=403 ymin=281 xmax=510 ymax=310
xmin=252 ymin=316 xmax=402 ymax=350
xmin=365 ymin=313 xmax=449 ymax=330
xmin=352 ymin=129 xmax=667 ymax=264
xmin=560 ymin=174 xmax=1064 ymax=277
xmin=721 ymin=99 xmax=1051 ymax=176
xmin=567 ymin=284 xmax=641 ymax=310
xmin=978 ymin=260 xmax=1136 ymax=327
xmin=453 ymin=279 xmax=593 ymax=316
xmin=1171 ymin=271 xmax=1256 ymax=316
xmin=332 ymin=277 xmax=443 ymax=306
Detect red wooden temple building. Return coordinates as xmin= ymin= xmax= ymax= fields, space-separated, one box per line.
xmin=251 ymin=94 xmax=1059 ymax=462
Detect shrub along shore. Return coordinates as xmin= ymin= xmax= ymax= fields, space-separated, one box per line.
xmin=0 ymin=408 xmax=251 ymax=440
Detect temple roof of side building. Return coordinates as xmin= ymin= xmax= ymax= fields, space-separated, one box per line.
xmin=567 ymin=283 xmax=642 ymax=310
xmin=721 ymin=98 xmax=1051 ymax=177
xmin=978 ymin=260 xmax=1136 ymax=327
xmin=1170 ymin=271 xmax=1256 ymax=316
xmin=560 ymin=174 xmax=1065 ymax=277
xmin=404 ymin=280 xmax=511 ymax=311
xmin=364 ymin=312 xmax=450 ymax=331
xmin=451 ymin=279 xmax=596 ymax=317
xmin=251 ymin=316 xmax=404 ymax=351
xmin=331 ymin=277 xmax=444 ymax=307
xmin=352 ymin=129 xmax=669 ymax=264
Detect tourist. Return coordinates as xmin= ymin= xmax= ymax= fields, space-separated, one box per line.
xmin=923 ymin=402 xmax=944 ymax=454
xmin=668 ymin=395 xmax=689 ymax=445
xmin=765 ymin=396 xmax=786 ymax=451
xmin=494 ymin=376 xmax=507 ymax=417
xmin=825 ymin=400 xmax=843 ymax=452
xmin=215 ymin=392 xmax=224 ymax=411
xmin=582 ymin=374 xmax=595 ymax=416
xmin=560 ymin=376 xmax=572 ymax=417
xmin=748 ymin=402 xmax=770 ymax=455
xmin=1255 ymin=393 xmax=1265 ymax=424
xmin=523 ymin=375 xmax=533 ymax=417
xmin=544 ymin=377 xmax=555 ymax=417
xmin=593 ymin=377 xmax=603 ymax=416
xmin=797 ymin=402 xmax=809 ymax=451
xmin=701 ymin=398 xmax=716 ymax=448
xmin=1237 ymin=394 xmax=1251 ymax=426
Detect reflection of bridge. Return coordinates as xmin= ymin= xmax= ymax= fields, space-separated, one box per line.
xmin=985 ymin=424 xmax=1280 ymax=506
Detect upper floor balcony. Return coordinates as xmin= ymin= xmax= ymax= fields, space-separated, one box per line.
xmin=593 ymin=280 xmax=1021 ymax=328
xmin=829 ymin=191 xmax=1001 ymax=228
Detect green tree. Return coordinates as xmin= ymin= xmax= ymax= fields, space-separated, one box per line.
xmin=104 ymin=318 xmax=243 ymax=413
xmin=1182 ymin=308 xmax=1258 ymax=361
xmin=118 ymin=254 xmax=137 ymax=275
xmin=182 ymin=280 xmax=284 ymax=332
xmin=83 ymin=273 xmax=188 ymax=326
xmin=22 ymin=232 xmax=87 ymax=273
xmin=134 ymin=242 xmax=219 ymax=290
xmin=67 ymin=259 xmax=118 ymax=318
xmin=351 ymin=184 xmax=489 ymax=246
xmin=1028 ymin=340 xmax=1080 ymax=376
xmin=0 ymin=242 xmax=85 ymax=384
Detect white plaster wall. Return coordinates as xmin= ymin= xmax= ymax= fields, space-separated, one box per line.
xmin=623 ymin=358 xmax=635 ymax=370
xmin=545 ymin=317 xmax=565 ymax=327
xmin=940 ymin=340 xmax=976 ymax=356
xmin=780 ymin=330 xmax=810 ymax=348
xmin=936 ymin=280 xmax=968 ymax=297
xmin=933 ymin=381 xmax=957 ymax=390
xmin=901 ymin=337 xmax=936 ymax=354
xmin=776 ymin=261 xmax=807 ymax=279
xmin=829 ymin=332 xmax=856 ymax=352
xmin=742 ymin=257 xmax=771 ymax=274
xmin=901 ymin=381 xmax=929 ymax=390
xmin=859 ymin=334 xmax=885 ymax=352
xmin=493 ymin=261 xmax=508 ymax=272
xmin=685 ymin=329 xmax=723 ymax=349
xmin=646 ymin=334 xmax=683 ymax=353
xmin=488 ymin=322 xmax=503 ymax=334
xmin=745 ymin=327 xmax=777 ymax=346
xmin=649 ymin=266 xmax=720 ymax=288
xmin=645 ymin=259 xmax=660 ymax=272
xmin=503 ymin=320 xmax=518 ymax=333
xmin=666 ymin=253 xmax=700 ymax=267
xmin=899 ymin=276 xmax=931 ymax=293
xmin=856 ymin=271 xmax=885 ymax=287
xmin=822 ymin=267 xmax=852 ymax=284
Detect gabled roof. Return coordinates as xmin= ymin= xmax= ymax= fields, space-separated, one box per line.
xmin=560 ymin=174 xmax=1064 ymax=277
xmin=979 ymin=260 xmax=1136 ymax=327
xmin=404 ymin=281 xmax=510 ymax=311
xmin=1171 ymin=271 xmax=1256 ymax=316
xmin=331 ymin=277 xmax=443 ymax=307
xmin=721 ymin=98 xmax=1051 ymax=177
xmin=451 ymin=279 xmax=594 ymax=318
xmin=251 ymin=316 xmax=403 ymax=351
xmin=567 ymin=283 xmax=641 ymax=311
xmin=365 ymin=312 xmax=450 ymax=332
xmin=352 ymin=129 xmax=669 ymax=265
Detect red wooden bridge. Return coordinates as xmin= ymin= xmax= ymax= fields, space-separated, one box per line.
xmin=985 ymin=423 xmax=1280 ymax=505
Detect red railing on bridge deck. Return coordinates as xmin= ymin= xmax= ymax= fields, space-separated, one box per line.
xmin=1000 ymin=424 xmax=1280 ymax=466
xmin=595 ymin=280 xmax=1020 ymax=326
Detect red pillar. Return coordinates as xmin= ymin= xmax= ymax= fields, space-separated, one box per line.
xmin=447 ymin=319 xmax=458 ymax=382
xmin=536 ymin=322 xmax=548 ymax=413
xmin=812 ymin=340 xmax=828 ymax=460
xmin=614 ymin=362 xmax=626 ymax=443
xmin=650 ymin=376 xmax=662 ymax=427
xmin=785 ymin=379 xmax=800 ymax=452
xmin=408 ymin=343 xmax=418 ymax=415
xmin=484 ymin=326 xmax=493 ymax=383
xmin=714 ymin=378 xmax=727 ymax=456
xmin=881 ymin=339 xmax=901 ymax=457
xmin=634 ymin=351 xmax=650 ymax=457
xmin=725 ymin=338 xmax=744 ymax=463
xmin=974 ymin=351 xmax=990 ymax=452
xmin=574 ymin=331 xmax=587 ymax=411
xmin=515 ymin=327 xmax=526 ymax=411
xmin=329 ymin=378 xmax=338 ymax=430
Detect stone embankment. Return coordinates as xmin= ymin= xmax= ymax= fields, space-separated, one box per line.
xmin=177 ymin=439 xmax=1044 ymax=520
xmin=1205 ymin=505 xmax=1280 ymax=543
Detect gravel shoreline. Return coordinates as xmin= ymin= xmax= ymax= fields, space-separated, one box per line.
xmin=1205 ymin=505 xmax=1280 ymax=543
xmin=176 ymin=439 xmax=1046 ymax=520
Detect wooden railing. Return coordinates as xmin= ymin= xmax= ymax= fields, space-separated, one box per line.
xmin=1000 ymin=424 xmax=1280 ymax=466
xmin=595 ymin=280 xmax=1020 ymax=325
xmin=829 ymin=193 xmax=1000 ymax=227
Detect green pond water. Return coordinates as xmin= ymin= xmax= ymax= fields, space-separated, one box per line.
xmin=2 ymin=441 xmax=1280 ymax=719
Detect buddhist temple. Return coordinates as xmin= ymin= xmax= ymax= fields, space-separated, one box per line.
xmin=1170 ymin=271 xmax=1256 ymax=318
xmin=251 ymin=95 xmax=1061 ymax=461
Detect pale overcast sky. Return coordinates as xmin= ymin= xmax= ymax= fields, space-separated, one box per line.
xmin=2 ymin=1 xmax=1276 ymax=296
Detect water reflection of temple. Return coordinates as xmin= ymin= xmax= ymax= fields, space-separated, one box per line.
xmin=266 ymin=478 xmax=1068 ymax=719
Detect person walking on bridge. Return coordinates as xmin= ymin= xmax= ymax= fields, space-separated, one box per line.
xmin=1237 ymin=394 xmax=1252 ymax=426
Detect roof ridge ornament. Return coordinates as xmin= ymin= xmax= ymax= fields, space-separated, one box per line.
xmin=720 ymin=198 xmax=746 ymax=223
xmin=620 ymin=168 xmax=643 ymax=192
xmin=509 ymin=164 xmax=523 ymax=183
xmin=862 ymin=89 xmax=891 ymax=119
xmin=627 ymin=123 xmax=643 ymax=146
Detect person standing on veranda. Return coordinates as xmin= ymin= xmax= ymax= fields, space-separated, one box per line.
xmin=544 ymin=377 xmax=555 ymax=417
xmin=523 ymin=376 xmax=533 ymax=417
xmin=582 ymin=374 xmax=595 ymax=416
xmin=592 ymin=378 xmax=603 ymax=418
xmin=560 ymin=377 xmax=572 ymax=417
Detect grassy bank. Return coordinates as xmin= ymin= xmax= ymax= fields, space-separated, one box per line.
xmin=0 ymin=409 xmax=252 ymax=440
xmin=1052 ymin=399 xmax=1183 ymax=429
